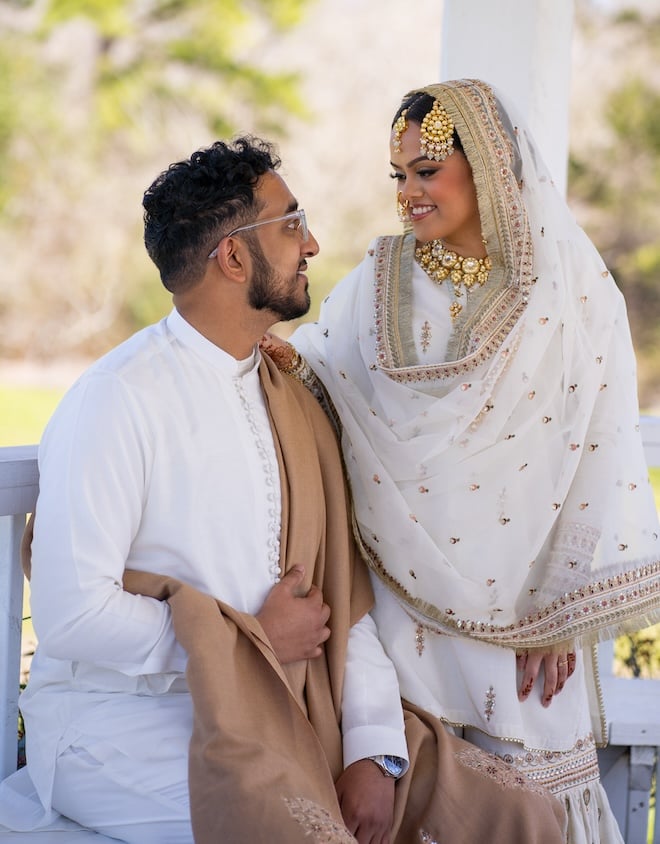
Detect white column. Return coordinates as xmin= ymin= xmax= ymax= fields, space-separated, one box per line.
xmin=440 ymin=0 xmax=574 ymax=196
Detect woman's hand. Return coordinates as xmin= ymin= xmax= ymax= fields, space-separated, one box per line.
xmin=517 ymin=646 xmax=576 ymax=707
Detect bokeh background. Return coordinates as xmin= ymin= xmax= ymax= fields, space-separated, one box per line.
xmin=0 ymin=0 xmax=659 ymax=412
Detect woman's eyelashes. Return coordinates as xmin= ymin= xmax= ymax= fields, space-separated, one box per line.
xmin=389 ymin=168 xmax=440 ymax=181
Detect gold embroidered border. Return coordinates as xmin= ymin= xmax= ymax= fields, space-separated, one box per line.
xmin=502 ymin=733 xmax=601 ymax=796
xmin=357 ymin=521 xmax=660 ymax=648
xmin=374 ymin=79 xmax=535 ymax=383
xmin=454 ymin=746 xmax=553 ymax=797
xmin=374 ymin=236 xmax=532 ymax=384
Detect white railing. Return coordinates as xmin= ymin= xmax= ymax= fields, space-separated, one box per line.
xmin=0 ymin=419 xmax=659 ymax=842
xmin=0 ymin=445 xmax=38 ymax=784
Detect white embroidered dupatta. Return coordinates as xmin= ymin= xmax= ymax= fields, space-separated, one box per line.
xmin=293 ymin=79 xmax=660 ymax=654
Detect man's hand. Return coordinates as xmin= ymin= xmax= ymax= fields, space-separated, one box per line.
xmin=256 ymin=566 xmax=331 ymax=664
xmin=517 ymin=646 xmax=576 ymax=707
xmin=335 ymin=759 xmax=395 ymax=844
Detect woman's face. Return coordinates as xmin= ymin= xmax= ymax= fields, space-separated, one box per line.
xmin=390 ymin=120 xmax=483 ymax=255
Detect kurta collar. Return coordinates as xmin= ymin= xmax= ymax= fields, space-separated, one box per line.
xmin=167 ymin=308 xmax=259 ymax=377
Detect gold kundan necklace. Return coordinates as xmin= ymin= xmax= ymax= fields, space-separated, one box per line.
xmin=415 ymin=239 xmax=492 ymax=320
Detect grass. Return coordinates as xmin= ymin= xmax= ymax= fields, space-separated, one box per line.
xmin=0 ymin=386 xmax=62 ymax=447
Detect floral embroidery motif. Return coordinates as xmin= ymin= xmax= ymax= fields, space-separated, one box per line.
xmin=455 ymin=747 xmax=550 ymax=796
xmin=284 ymin=796 xmax=356 ymax=843
xmin=484 ymin=686 xmax=496 ymax=721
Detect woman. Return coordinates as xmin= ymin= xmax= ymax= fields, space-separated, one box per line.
xmin=264 ymin=79 xmax=660 ymax=843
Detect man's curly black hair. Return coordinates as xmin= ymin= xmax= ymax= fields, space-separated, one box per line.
xmin=142 ymin=136 xmax=281 ymax=293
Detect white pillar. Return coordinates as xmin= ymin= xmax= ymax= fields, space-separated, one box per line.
xmin=440 ymin=0 xmax=574 ymax=196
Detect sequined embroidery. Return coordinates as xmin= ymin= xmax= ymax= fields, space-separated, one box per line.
xmin=484 ymin=686 xmax=496 ymax=721
xmin=415 ymin=623 xmax=426 ymax=656
xmin=420 ymin=320 xmax=432 ymax=353
xmin=455 ymin=747 xmax=551 ymax=796
xmin=503 ymin=733 xmax=601 ymax=796
xmin=364 ymin=529 xmax=660 ymax=650
xmin=284 ymin=796 xmax=356 ymax=843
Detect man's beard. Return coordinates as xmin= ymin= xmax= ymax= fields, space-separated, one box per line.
xmin=247 ymin=238 xmax=311 ymax=322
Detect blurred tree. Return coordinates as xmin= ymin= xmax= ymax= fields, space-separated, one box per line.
xmin=569 ymin=14 xmax=660 ymax=408
xmin=0 ymin=0 xmax=312 ymax=358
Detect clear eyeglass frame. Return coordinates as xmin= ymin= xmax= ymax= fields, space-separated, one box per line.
xmin=207 ymin=209 xmax=308 ymax=259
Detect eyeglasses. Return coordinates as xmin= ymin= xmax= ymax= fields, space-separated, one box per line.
xmin=207 ymin=209 xmax=308 ymax=259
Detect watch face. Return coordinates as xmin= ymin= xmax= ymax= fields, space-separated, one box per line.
xmin=383 ymin=755 xmax=405 ymax=777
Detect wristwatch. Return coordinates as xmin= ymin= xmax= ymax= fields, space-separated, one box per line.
xmin=368 ymin=754 xmax=406 ymax=779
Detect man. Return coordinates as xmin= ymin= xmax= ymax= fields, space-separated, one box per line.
xmin=0 ymin=137 xmax=567 ymax=844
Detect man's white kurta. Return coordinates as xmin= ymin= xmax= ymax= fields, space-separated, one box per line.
xmin=10 ymin=308 xmax=407 ymax=823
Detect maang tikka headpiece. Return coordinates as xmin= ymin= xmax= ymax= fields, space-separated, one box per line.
xmin=419 ymin=98 xmax=455 ymax=161
xmin=392 ymin=98 xmax=455 ymax=162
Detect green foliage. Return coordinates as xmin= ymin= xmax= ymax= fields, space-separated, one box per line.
xmin=42 ymin=0 xmax=131 ymax=37
xmin=606 ymin=77 xmax=660 ymax=154
xmin=651 ymin=468 xmax=660 ymax=510
xmin=32 ymin=0 xmax=309 ymax=146
xmin=614 ymin=624 xmax=660 ymax=679
xmin=0 ymin=50 xmax=16 ymax=208
xmin=569 ymin=67 xmax=660 ymax=407
xmin=0 ymin=38 xmax=60 ymax=212
xmin=0 ymin=0 xmax=314 ymax=359
xmin=121 ymin=269 xmax=172 ymax=333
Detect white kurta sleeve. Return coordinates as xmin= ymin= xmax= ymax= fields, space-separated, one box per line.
xmin=341 ymin=612 xmax=409 ymax=770
xmin=30 ymin=370 xmax=186 ymax=677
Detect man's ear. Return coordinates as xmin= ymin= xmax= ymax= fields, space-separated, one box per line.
xmin=213 ymin=236 xmax=250 ymax=284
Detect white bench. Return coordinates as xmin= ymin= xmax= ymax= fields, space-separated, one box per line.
xmin=1 ymin=420 xmax=659 ymax=841
xmin=0 ymin=447 xmax=114 ymax=842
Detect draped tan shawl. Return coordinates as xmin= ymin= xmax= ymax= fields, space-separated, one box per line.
xmin=23 ymin=354 xmax=567 ymax=843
